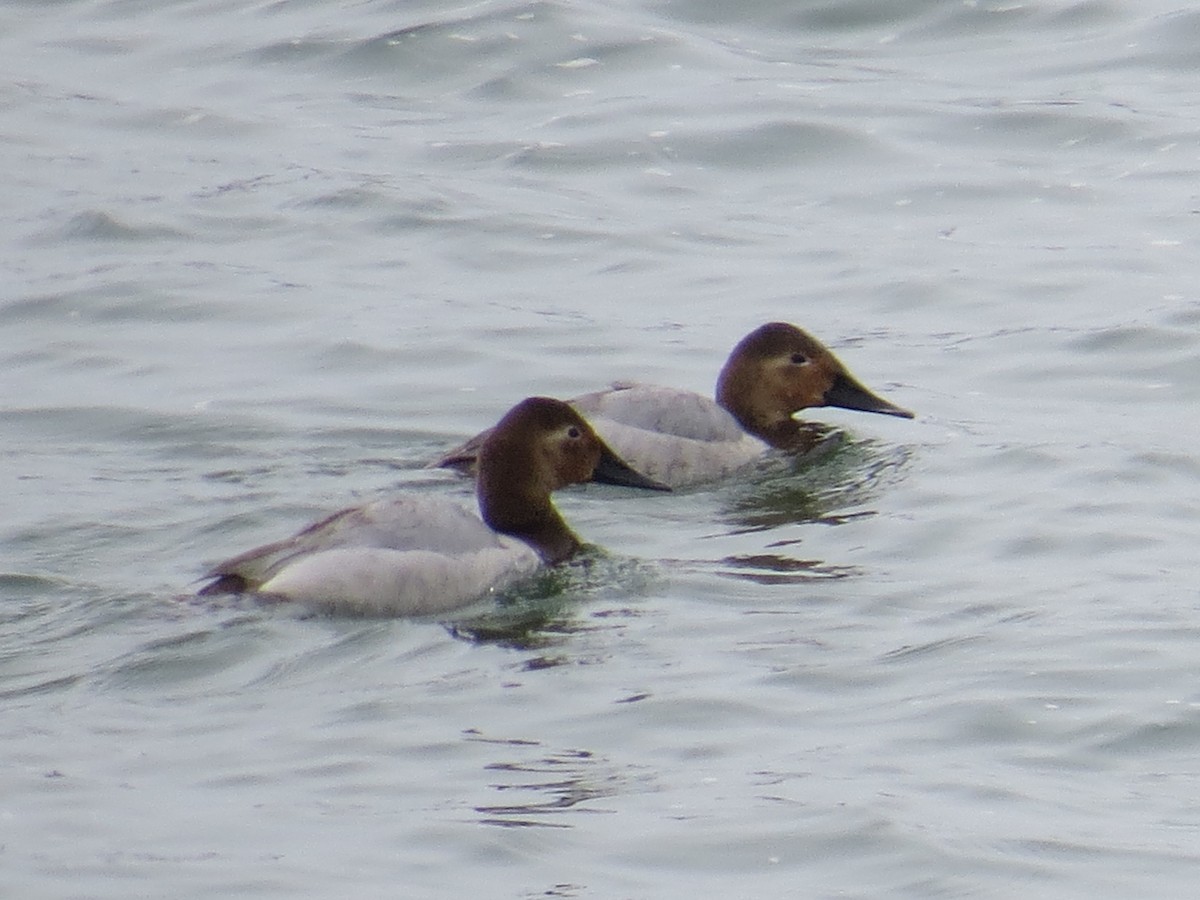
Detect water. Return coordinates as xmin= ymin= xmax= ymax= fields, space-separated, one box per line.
xmin=5 ymin=0 xmax=1200 ymax=896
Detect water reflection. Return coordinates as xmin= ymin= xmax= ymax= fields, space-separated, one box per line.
xmin=712 ymin=434 xmax=913 ymax=582
xmin=723 ymin=434 xmax=910 ymax=530
xmin=465 ymin=729 xmax=634 ymax=829
xmin=717 ymin=553 xmax=859 ymax=585
xmin=445 ymin=553 xmax=656 ymax=654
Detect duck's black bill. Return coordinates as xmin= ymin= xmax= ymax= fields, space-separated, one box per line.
xmin=592 ymin=447 xmax=672 ymax=492
xmin=823 ymin=373 xmax=914 ymax=419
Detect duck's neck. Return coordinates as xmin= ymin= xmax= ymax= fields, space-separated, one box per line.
xmin=477 ymin=461 xmax=581 ymax=565
xmin=750 ymin=417 xmax=807 ymax=450
xmin=717 ymin=374 xmax=826 ymax=452
xmin=494 ymin=510 xmax=581 ymax=565
xmin=716 ymin=377 xmax=792 ymax=448
xmin=752 ymin=418 xmax=836 ymax=454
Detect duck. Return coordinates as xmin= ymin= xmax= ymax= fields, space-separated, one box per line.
xmin=197 ymin=397 xmax=669 ymax=616
xmin=436 ymin=322 xmax=914 ymax=489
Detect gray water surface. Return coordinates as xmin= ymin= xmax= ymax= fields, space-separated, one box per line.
xmin=5 ymin=1 xmax=1200 ymax=897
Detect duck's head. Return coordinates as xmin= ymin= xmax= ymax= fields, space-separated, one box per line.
xmin=716 ymin=322 xmax=913 ymax=442
xmin=476 ymin=397 xmax=668 ymax=561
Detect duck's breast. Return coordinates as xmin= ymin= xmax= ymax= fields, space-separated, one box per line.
xmin=570 ymin=384 xmax=767 ymax=489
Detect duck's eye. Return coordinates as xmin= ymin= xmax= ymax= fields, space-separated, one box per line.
xmin=790 ymin=352 xmax=808 ymax=365
xmin=567 ymin=425 xmax=581 ymax=440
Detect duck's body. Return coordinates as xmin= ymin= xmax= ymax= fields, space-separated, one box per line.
xmin=436 ymin=323 xmax=914 ymax=490
xmin=199 ymin=496 xmax=542 ymax=616
xmin=199 ymin=397 xmax=666 ymax=616
xmin=568 ymin=383 xmax=768 ymax=488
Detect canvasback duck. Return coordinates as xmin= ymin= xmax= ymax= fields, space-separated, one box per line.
xmin=198 ymin=397 xmax=668 ymax=616
xmin=436 ymin=322 xmax=913 ymax=489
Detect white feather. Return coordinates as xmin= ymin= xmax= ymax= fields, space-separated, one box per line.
xmin=572 ymin=384 xmax=768 ymax=488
